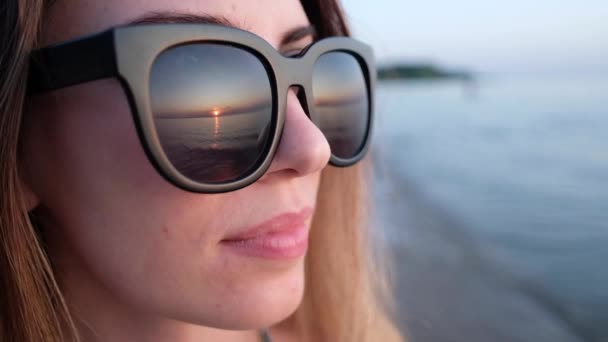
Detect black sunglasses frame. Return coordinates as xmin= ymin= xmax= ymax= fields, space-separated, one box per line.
xmin=28 ymin=23 xmax=375 ymax=193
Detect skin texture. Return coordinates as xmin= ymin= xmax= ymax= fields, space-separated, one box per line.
xmin=20 ymin=1 xmax=331 ymax=341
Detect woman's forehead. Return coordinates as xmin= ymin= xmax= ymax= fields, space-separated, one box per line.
xmin=42 ymin=0 xmax=311 ymax=47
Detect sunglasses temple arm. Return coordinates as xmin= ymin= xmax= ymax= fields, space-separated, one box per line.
xmin=27 ymin=30 xmax=117 ymax=95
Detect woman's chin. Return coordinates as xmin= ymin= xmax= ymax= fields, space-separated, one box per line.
xmin=213 ymin=292 xmax=304 ymax=331
xmin=164 ymin=261 xmax=306 ymax=331
xmin=217 ymin=268 xmax=305 ymax=330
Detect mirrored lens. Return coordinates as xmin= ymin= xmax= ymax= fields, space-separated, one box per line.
xmin=312 ymin=51 xmax=369 ymax=160
xmin=150 ymin=44 xmax=274 ymax=184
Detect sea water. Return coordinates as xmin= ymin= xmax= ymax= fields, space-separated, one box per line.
xmin=373 ymin=74 xmax=608 ymax=340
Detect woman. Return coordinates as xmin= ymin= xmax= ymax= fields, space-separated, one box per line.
xmin=0 ymin=0 xmax=402 ymax=341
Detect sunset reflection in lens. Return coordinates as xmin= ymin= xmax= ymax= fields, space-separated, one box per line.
xmin=313 ymin=52 xmax=369 ymax=159
xmin=150 ymin=44 xmax=273 ymax=184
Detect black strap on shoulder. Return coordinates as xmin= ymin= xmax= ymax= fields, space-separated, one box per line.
xmin=260 ymin=329 xmax=273 ymax=342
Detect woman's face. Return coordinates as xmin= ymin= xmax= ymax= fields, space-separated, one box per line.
xmin=21 ymin=0 xmax=330 ymax=333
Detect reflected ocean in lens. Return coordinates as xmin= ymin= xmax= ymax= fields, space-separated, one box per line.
xmin=154 ymin=103 xmax=272 ymax=183
xmin=313 ymin=51 xmax=369 ymax=158
xmin=314 ymin=93 xmax=368 ymax=157
xmin=150 ymin=43 xmax=273 ymax=183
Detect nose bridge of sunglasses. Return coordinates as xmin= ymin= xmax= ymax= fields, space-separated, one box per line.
xmin=276 ymin=58 xmax=314 ymax=116
xmin=280 ymin=57 xmax=312 ymax=88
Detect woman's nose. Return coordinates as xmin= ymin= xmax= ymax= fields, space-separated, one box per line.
xmin=262 ymin=88 xmax=331 ymax=179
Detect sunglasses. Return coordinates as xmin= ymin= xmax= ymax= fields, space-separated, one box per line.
xmin=28 ymin=24 xmax=375 ymax=193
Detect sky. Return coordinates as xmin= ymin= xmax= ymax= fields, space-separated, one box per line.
xmin=341 ymin=0 xmax=608 ymax=74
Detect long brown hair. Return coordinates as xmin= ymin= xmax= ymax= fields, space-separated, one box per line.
xmin=0 ymin=1 xmax=77 ymax=341
xmin=0 ymin=0 xmax=402 ymax=341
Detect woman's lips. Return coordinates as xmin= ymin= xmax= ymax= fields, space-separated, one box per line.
xmin=220 ymin=208 xmax=313 ymax=260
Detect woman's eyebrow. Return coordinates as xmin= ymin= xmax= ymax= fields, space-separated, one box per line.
xmin=281 ymin=26 xmax=316 ymax=46
xmin=127 ymin=12 xmax=235 ymax=27
xmin=126 ymin=12 xmax=316 ymax=47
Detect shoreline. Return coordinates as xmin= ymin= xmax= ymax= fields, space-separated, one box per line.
xmin=371 ymin=153 xmax=585 ymax=342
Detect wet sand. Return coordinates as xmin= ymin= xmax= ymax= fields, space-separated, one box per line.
xmin=372 ymin=161 xmax=585 ymax=342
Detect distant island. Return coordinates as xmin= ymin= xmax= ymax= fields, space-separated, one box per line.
xmin=377 ymin=63 xmax=473 ymax=81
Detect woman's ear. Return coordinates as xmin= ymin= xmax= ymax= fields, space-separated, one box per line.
xmin=18 ymin=174 xmax=41 ymax=211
